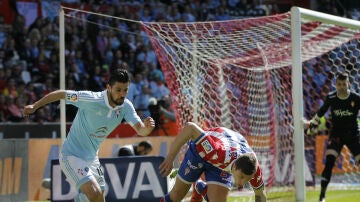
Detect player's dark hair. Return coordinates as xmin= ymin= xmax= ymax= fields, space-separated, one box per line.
xmin=233 ymin=153 xmax=257 ymax=175
xmin=138 ymin=141 xmax=153 ymax=150
xmin=336 ymin=72 xmax=349 ymax=81
xmin=108 ymin=69 xmax=130 ymax=86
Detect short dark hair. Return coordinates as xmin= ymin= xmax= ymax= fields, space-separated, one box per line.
xmin=108 ymin=69 xmax=130 ymax=86
xmin=233 ymin=153 xmax=257 ymax=175
xmin=138 ymin=141 xmax=153 ymax=150
xmin=336 ymin=72 xmax=349 ymax=81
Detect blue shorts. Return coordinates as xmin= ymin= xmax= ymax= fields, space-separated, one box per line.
xmin=177 ymin=142 xmax=232 ymax=189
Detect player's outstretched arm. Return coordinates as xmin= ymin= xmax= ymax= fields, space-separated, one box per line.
xmin=159 ymin=122 xmax=203 ymax=177
xmin=23 ymin=90 xmax=66 ymax=116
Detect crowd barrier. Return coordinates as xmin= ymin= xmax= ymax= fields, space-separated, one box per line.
xmin=0 ymin=136 xmax=175 ymax=201
xmin=0 ymin=124 xmax=359 ymax=201
xmin=51 ymin=157 xmax=167 ymax=202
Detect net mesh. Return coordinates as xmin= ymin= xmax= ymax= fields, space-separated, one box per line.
xmin=142 ymin=12 xmax=360 ymax=193
xmin=60 ymin=6 xmax=360 ymax=196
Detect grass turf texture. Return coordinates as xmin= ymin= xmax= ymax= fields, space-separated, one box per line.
xmin=226 ymin=189 xmax=360 ymax=202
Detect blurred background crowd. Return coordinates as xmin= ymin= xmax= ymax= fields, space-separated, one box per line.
xmin=0 ymin=0 xmax=359 ymax=132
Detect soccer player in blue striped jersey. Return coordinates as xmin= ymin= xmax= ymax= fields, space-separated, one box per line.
xmin=23 ymin=69 xmax=155 ymax=202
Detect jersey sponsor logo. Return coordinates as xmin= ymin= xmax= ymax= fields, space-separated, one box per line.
xmin=201 ymin=140 xmax=213 ymax=154
xmin=67 ymin=93 xmax=78 ymax=102
xmin=333 ymin=109 xmax=353 ymax=117
xmin=186 ymin=159 xmax=202 ymax=170
xmin=96 ymin=126 xmax=108 ymax=134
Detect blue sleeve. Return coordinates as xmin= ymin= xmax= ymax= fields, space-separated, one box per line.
xmin=123 ymin=99 xmax=142 ymax=126
xmin=65 ymin=90 xmax=96 ymax=108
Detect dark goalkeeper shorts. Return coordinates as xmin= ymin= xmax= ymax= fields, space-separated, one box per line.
xmin=327 ymin=130 xmax=360 ymax=157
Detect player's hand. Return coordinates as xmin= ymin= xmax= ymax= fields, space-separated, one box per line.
xmin=143 ymin=117 xmax=155 ymax=129
xmin=23 ymin=105 xmax=36 ymax=117
xmin=304 ymin=115 xmax=320 ymax=135
xmin=159 ymin=156 xmax=174 ymax=177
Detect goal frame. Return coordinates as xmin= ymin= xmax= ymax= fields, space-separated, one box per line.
xmin=291 ymin=7 xmax=360 ymax=201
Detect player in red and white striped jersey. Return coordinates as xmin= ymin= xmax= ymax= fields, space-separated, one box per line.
xmin=159 ymin=122 xmax=266 ymax=202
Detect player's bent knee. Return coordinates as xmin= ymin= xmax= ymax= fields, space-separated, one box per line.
xmin=80 ymin=181 xmax=104 ymax=202
xmin=206 ymin=185 xmax=229 ymax=202
xmin=169 ymin=191 xmax=186 ymax=202
xmin=83 ymin=190 xmax=103 ymax=202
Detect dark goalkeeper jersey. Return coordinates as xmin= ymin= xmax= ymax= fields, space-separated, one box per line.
xmin=317 ymin=91 xmax=360 ymax=136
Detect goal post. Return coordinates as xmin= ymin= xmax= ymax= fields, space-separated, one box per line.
xmin=291 ymin=6 xmax=305 ymax=202
xmin=59 ymin=8 xmax=66 ymax=143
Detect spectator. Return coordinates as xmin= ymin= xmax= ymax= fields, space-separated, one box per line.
xmin=149 ymin=95 xmax=179 ymax=136
xmin=25 ymin=82 xmax=38 ymax=104
xmin=18 ymin=38 xmax=35 ymax=67
xmin=4 ymin=0 xmax=353 ymax=129
xmin=181 ymin=4 xmax=197 ymax=22
xmin=111 ymin=49 xmax=124 ymax=70
xmin=125 ymin=72 xmax=140 ymax=103
xmin=117 ymin=140 xmax=153 ymax=156
xmin=147 ymin=62 xmax=164 ymax=82
xmin=33 ymin=105 xmax=53 ymax=124
xmin=7 ymin=96 xmax=23 ymax=122
xmin=0 ymin=94 xmax=7 ymax=122
xmin=133 ymin=84 xmax=152 ymax=118
xmin=2 ymin=78 xmax=18 ymax=98
xmin=20 ymin=61 xmax=31 ymax=84
xmin=88 ymin=64 xmax=106 ymax=91
xmin=0 ymin=67 xmax=6 ymax=92
xmin=4 ymin=37 xmax=20 ymax=67
xmin=149 ymin=74 xmax=170 ymax=99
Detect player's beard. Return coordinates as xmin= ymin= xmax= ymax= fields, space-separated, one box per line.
xmin=109 ymin=90 xmax=125 ymax=106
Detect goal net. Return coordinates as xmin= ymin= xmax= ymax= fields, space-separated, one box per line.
xmin=142 ymin=7 xmax=360 ymax=197
xmin=58 ymin=6 xmax=360 ymax=201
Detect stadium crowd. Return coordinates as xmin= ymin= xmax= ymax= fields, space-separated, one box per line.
xmin=0 ymin=0 xmax=359 ymax=129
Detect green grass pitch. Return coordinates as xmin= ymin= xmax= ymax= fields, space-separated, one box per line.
xmin=226 ymin=189 xmax=360 ymax=202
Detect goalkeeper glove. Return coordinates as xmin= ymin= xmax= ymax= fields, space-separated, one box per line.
xmin=305 ymin=114 xmax=320 ymax=135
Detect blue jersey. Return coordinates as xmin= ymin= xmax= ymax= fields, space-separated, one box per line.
xmin=61 ymin=90 xmax=141 ymax=160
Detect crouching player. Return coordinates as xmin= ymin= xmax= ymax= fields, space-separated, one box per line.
xmin=159 ymin=122 xmax=266 ymax=202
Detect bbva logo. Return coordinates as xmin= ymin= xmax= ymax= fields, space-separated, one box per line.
xmin=52 ymin=158 xmax=167 ymax=202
